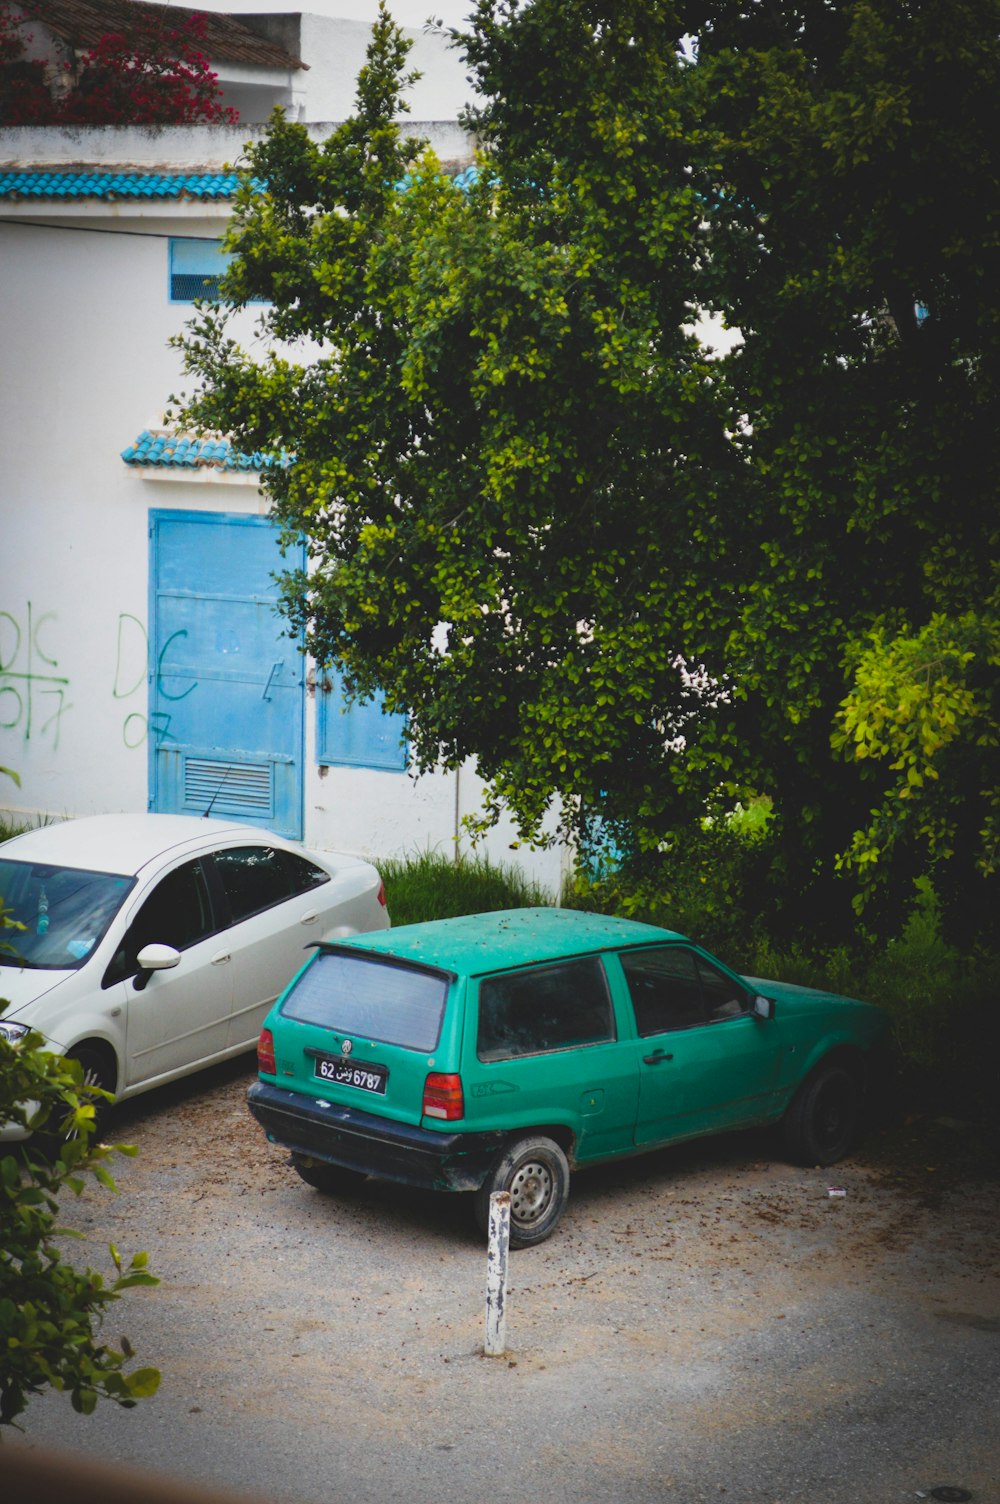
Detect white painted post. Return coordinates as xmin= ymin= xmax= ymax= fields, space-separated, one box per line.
xmin=484 ymin=1190 xmax=511 ymax=1357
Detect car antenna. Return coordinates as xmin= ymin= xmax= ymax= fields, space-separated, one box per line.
xmin=203 ymin=763 xmax=236 ymax=819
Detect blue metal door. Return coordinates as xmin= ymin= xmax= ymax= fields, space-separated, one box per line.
xmin=149 ymin=511 xmax=305 ymax=838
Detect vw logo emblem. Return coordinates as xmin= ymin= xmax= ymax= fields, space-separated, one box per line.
xmin=341 ymin=1039 xmax=353 ymax=1056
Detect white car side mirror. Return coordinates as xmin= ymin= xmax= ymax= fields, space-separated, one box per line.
xmin=136 ymin=943 xmax=182 ymax=972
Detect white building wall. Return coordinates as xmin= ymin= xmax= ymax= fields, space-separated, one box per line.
xmin=0 ymin=209 xmax=247 ymax=822
xmin=225 ymin=15 xmax=476 ymax=125
xmin=0 ymin=131 xmax=566 ymax=894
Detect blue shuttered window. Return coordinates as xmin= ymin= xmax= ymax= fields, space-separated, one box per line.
xmin=316 ymin=673 xmax=407 ymax=772
xmin=169 ymin=238 xmax=232 ymax=302
xmin=169 ymin=239 xmax=269 ymax=303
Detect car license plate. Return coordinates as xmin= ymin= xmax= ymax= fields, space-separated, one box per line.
xmin=314 ymin=1055 xmax=387 ymax=1095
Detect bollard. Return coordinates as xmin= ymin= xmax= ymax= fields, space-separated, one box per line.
xmin=484 ymin=1189 xmax=511 ymax=1356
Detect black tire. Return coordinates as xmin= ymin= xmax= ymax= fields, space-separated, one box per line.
xmin=291 ymin=1153 xmax=367 ymax=1195
xmin=782 ymin=1060 xmax=861 ymax=1166
xmin=473 ymin=1135 xmax=570 ymax=1248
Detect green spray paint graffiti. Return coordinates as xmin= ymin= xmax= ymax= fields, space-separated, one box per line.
xmin=113 ymin=611 xmax=149 ymax=748
xmin=0 ymin=608 xmax=158 ymax=753
xmin=0 ymin=605 xmax=71 ymax=749
xmin=114 ymin=616 xmax=198 ymax=748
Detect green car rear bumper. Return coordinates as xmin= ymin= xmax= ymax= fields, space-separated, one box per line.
xmin=247 ymin=1079 xmax=506 ymax=1193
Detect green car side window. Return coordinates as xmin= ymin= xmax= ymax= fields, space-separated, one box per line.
xmin=698 ymin=954 xmax=750 ymax=1022
xmin=477 ymin=956 xmax=614 ymax=1061
xmin=621 ymin=946 xmax=751 ymax=1034
xmin=620 ymin=947 xmax=703 ymax=1034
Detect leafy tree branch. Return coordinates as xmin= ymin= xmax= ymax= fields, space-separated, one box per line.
xmin=0 ymin=1035 xmax=161 ymax=1428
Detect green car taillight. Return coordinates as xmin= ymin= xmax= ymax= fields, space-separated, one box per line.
xmin=422 ymin=1072 xmax=464 ymax=1121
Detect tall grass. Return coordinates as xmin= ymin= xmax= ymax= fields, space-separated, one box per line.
xmin=377 ymin=849 xmax=552 ymax=928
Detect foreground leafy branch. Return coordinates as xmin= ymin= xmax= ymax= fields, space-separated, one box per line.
xmin=0 ymin=1032 xmax=160 ymax=1428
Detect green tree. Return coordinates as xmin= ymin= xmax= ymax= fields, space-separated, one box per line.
xmin=674 ymin=0 xmax=1000 ymax=940
xmin=175 ymin=1 xmax=997 ymax=944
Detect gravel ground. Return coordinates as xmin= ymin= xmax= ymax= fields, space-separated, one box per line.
xmin=11 ymin=1057 xmax=1000 ymax=1504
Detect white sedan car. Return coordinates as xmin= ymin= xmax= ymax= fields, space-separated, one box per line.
xmin=0 ymin=814 xmax=389 ymax=1136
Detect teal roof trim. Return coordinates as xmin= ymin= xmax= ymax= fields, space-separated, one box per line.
xmin=0 ymin=171 xmax=264 ymax=201
xmin=122 ymin=430 xmax=287 ymax=473
xmin=1 ymin=166 xmax=473 ymax=202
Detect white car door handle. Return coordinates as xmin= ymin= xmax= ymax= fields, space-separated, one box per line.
xmin=211 ymin=951 xmax=232 ymax=965
xmin=299 ymin=911 xmax=319 ymax=925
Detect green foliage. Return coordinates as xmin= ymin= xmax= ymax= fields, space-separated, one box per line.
xmin=677 ymin=0 xmax=1000 ymax=940
xmin=175 ymin=0 xmax=998 ymax=946
xmin=833 ymin=614 xmax=1000 ymax=896
xmin=565 ymin=818 xmax=778 ymax=966
xmin=568 ymin=853 xmax=996 ymax=1115
xmin=860 ymin=872 xmax=992 ymax=1082
xmin=175 ymin=2 xmax=745 ymax=861
xmin=378 ymin=848 xmax=551 ymax=927
xmin=0 ymin=764 xmax=24 ymax=848
xmin=0 ymin=1035 xmax=160 ymax=1427
xmin=0 ymin=769 xmax=158 ymax=1425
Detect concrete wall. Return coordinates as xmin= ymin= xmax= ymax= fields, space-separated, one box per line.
xmin=0 ymin=119 xmax=474 ymax=170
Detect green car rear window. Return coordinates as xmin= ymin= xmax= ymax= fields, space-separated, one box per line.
xmin=280 ymin=950 xmax=448 ymax=1052
xmin=477 ymin=956 xmax=614 ymax=1061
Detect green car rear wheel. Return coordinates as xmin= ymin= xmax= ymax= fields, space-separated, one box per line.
xmin=474 ymin=1135 xmax=570 ymax=1248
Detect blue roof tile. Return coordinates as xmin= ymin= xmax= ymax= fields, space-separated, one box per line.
xmin=0 ymin=171 xmax=263 ymax=201
xmin=2 ymin=164 xmax=473 ymax=203
xmin=121 ymin=429 xmax=288 ymax=473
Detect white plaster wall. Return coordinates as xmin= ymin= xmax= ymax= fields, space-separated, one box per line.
xmin=0 ymin=199 xmax=565 ymax=893
xmin=0 ymin=209 xmax=250 ymax=821
xmin=0 ymin=216 xmax=149 ymax=815
xmin=294 ymin=15 xmax=477 ymax=125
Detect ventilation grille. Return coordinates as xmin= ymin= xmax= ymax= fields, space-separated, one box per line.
xmin=170 ymin=274 xmax=267 ymax=304
xmin=171 ymin=273 xmax=224 ymax=301
xmin=184 ymin=758 xmax=273 ymax=815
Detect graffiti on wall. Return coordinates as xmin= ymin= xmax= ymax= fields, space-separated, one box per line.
xmin=113 ymin=611 xmax=150 ymax=749
xmin=0 ymin=604 xmax=71 ymax=750
xmin=0 ymin=606 xmax=160 ymax=752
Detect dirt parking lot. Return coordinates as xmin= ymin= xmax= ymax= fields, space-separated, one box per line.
xmin=13 ymin=1058 xmax=1000 ymax=1504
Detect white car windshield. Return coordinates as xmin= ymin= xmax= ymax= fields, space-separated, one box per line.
xmin=0 ymin=858 xmax=135 ymax=970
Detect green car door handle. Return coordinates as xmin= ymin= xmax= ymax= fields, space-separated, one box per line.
xmin=643 ymin=1048 xmax=673 ymax=1064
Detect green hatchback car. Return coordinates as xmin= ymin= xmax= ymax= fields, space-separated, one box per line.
xmin=248 ymin=909 xmax=887 ymax=1246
